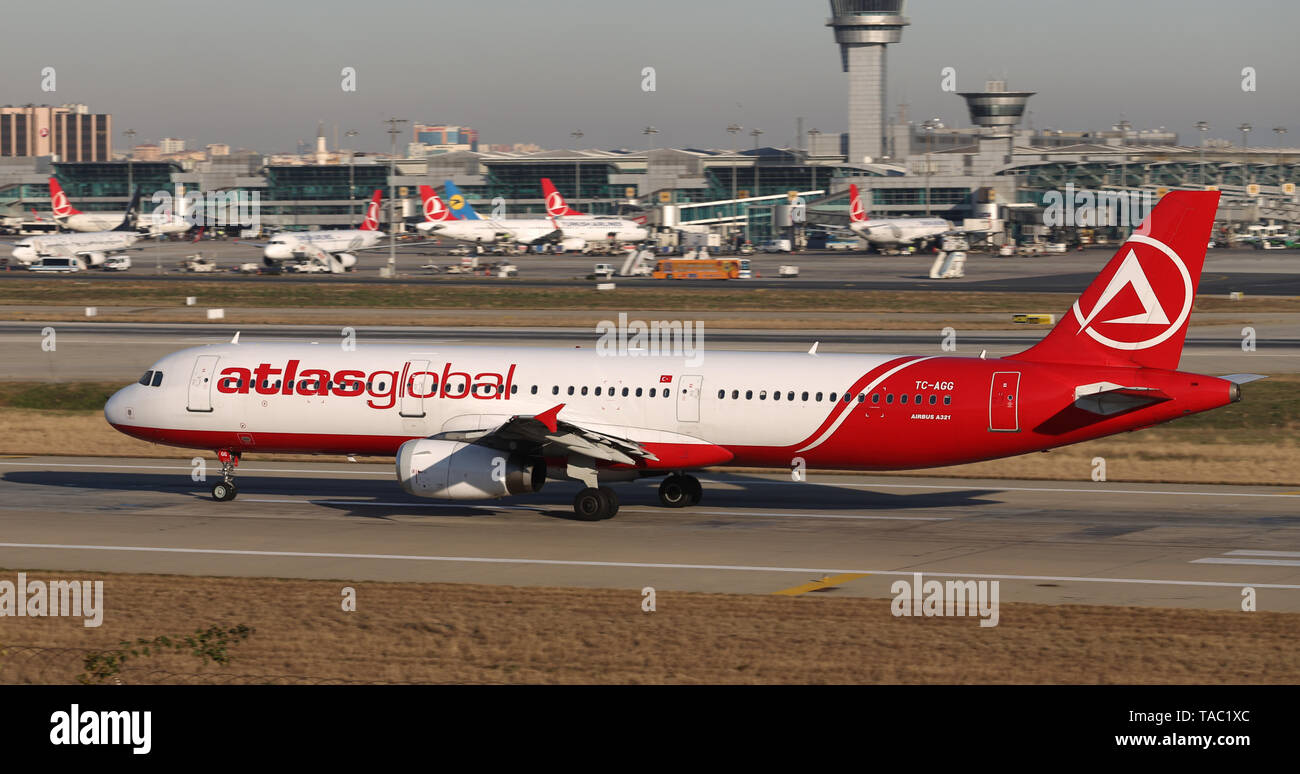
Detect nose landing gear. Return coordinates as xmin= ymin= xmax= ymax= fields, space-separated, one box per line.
xmin=211 ymin=449 xmax=240 ymax=502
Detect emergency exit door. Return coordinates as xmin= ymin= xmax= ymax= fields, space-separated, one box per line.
xmin=988 ymin=371 xmax=1021 ymax=432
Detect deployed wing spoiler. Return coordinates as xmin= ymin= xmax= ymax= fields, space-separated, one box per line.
xmin=433 ymin=403 xmax=659 ymax=465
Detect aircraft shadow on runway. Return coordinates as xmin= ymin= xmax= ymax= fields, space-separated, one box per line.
xmin=1 ymin=470 xmax=1001 ymax=522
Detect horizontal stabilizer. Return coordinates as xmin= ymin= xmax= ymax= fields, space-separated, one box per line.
xmin=1219 ymin=374 xmax=1269 ymax=385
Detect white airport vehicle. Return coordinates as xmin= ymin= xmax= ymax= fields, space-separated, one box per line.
xmin=1045 ymin=243 xmax=1068 ymax=254
xmin=100 ymin=255 xmax=132 ymax=271
xmin=27 ymin=255 xmax=87 ymax=273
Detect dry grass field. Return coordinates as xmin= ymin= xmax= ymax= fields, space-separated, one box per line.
xmin=2 ymin=571 xmax=1296 ymax=685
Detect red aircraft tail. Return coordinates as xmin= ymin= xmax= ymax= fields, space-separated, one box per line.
xmin=48 ymin=177 xmax=82 ymax=219
xmin=541 ymin=178 xmax=585 ymax=217
xmin=1012 ymin=190 xmax=1220 ymax=371
xmin=359 ymin=189 xmax=383 ymax=231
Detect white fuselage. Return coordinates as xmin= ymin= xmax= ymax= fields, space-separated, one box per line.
xmin=105 ymin=341 xmax=935 ymax=471
xmin=263 ymin=230 xmax=384 ymax=260
xmin=850 ymin=218 xmax=951 ymax=247
xmin=60 ymin=213 xmax=189 ymax=235
xmin=11 ymin=231 xmax=141 ymax=265
xmin=421 ymin=216 xmax=648 ymax=245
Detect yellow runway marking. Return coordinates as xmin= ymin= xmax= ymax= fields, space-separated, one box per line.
xmin=773 ymin=573 xmax=869 ymax=596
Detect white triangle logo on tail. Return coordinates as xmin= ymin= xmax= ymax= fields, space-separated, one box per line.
xmin=1077 ymin=249 xmax=1170 ymax=330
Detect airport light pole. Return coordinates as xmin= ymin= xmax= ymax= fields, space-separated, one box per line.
xmin=1196 ymin=121 xmax=1209 ymax=187
xmin=922 ymin=118 xmax=942 ymax=215
xmin=807 ymin=128 xmax=821 ymax=191
xmin=345 ymin=129 xmax=358 ymax=220
xmin=1239 ymin=124 xmax=1253 ymax=187
xmin=384 ymin=117 xmax=408 ymax=278
xmin=727 ymin=124 xmax=742 ymax=229
xmin=571 ymin=130 xmax=583 ymax=212
xmin=1115 ymin=120 xmax=1132 ymax=189
xmin=122 ymin=129 xmax=136 ymax=200
xmin=749 ymin=129 xmax=763 ymax=242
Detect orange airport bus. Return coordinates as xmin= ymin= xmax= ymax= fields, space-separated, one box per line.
xmin=652 ymin=258 xmax=751 ymax=280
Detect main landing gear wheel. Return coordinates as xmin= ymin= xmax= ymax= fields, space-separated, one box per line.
xmin=211 ymin=480 xmax=238 ymax=502
xmin=573 ymin=486 xmax=620 ymax=521
xmin=659 ymin=474 xmax=702 ymax=508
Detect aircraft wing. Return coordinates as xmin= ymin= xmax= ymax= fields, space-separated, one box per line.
xmin=434 ymin=403 xmax=659 ymax=465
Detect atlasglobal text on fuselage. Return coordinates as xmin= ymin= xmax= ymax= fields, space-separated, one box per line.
xmin=105 ymin=191 xmax=1258 ymax=520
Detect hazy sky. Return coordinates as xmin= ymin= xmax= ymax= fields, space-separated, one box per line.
xmin=2 ymin=0 xmax=1296 ymax=153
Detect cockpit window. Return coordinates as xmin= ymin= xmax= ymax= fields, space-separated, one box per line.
xmin=139 ymin=370 xmax=154 ymax=386
xmin=151 ymin=371 xmax=164 ymax=387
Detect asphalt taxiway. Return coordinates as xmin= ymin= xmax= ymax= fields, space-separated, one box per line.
xmin=2 ymin=456 xmax=1297 ymax=611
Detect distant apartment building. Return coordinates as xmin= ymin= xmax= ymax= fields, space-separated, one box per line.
xmin=413 ymin=124 xmax=479 ymax=152
xmin=206 ymin=143 xmax=230 ymax=157
xmin=0 ymin=103 xmax=111 ymax=161
xmin=132 ymin=144 xmax=161 ymax=161
xmin=160 ymin=137 xmax=186 ymax=154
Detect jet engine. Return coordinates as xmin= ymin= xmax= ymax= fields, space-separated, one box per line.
xmin=396 ymin=439 xmax=546 ymax=500
xmin=559 ymin=237 xmax=587 ymax=252
xmin=82 ymin=251 xmax=107 ymax=267
xmin=333 ymin=253 xmax=358 ymax=272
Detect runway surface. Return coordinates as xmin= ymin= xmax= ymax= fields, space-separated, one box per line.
xmin=3 ymin=245 xmax=1297 ymax=294
xmin=4 ymin=320 xmax=1295 ymax=381
xmin=2 ymin=456 xmax=1298 ymax=612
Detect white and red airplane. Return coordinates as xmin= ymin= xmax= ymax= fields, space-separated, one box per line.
xmin=48 ymin=177 xmax=189 ymax=235
xmin=105 ymin=191 xmax=1257 ymax=520
xmin=417 ymin=183 xmax=648 ymax=251
xmin=256 ymin=190 xmax=384 ymax=272
xmin=845 ymin=183 xmax=954 ymax=251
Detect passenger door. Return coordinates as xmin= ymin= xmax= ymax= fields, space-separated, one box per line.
xmin=187 ymin=355 xmax=220 ymax=413
xmin=676 ymin=375 xmax=702 ymax=423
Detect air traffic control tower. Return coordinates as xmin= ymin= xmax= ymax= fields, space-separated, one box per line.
xmin=827 ymin=0 xmax=910 ymax=165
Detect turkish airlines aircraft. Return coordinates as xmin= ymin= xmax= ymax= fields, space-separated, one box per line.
xmin=415 ymin=186 xmax=560 ymax=246
xmin=105 ymin=191 xmax=1256 ymax=520
xmin=540 ymin=177 xmax=651 ymax=239
xmin=845 ymin=183 xmax=954 ymax=251
xmin=257 ymin=190 xmax=384 ymax=272
xmin=8 ymin=191 xmax=146 ymax=266
xmin=48 ymin=178 xmax=189 ymax=235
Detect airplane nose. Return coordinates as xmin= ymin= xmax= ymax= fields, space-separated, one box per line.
xmin=104 ymin=385 xmax=134 ymax=427
xmin=12 ymin=247 xmax=35 ymax=261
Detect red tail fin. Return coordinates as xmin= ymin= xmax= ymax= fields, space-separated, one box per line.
xmin=542 ymin=178 xmax=585 ymax=217
xmin=1012 ymin=190 xmax=1220 ymax=371
xmin=48 ymin=177 xmax=81 ymax=218
xmin=848 ymin=184 xmax=867 ymax=223
xmin=359 ymin=189 xmax=383 ymax=231
xmin=418 ymin=185 xmax=454 ymax=222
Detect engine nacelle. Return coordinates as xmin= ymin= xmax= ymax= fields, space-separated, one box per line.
xmin=82 ymin=251 xmax=107 ymax=266
xmin=334 ymin=253 xmax=357 ymax=270
xmin=560 ymin=237 xmax=587 ymax=252
xmin=396 ymin=439 xmax=545 ymax=500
